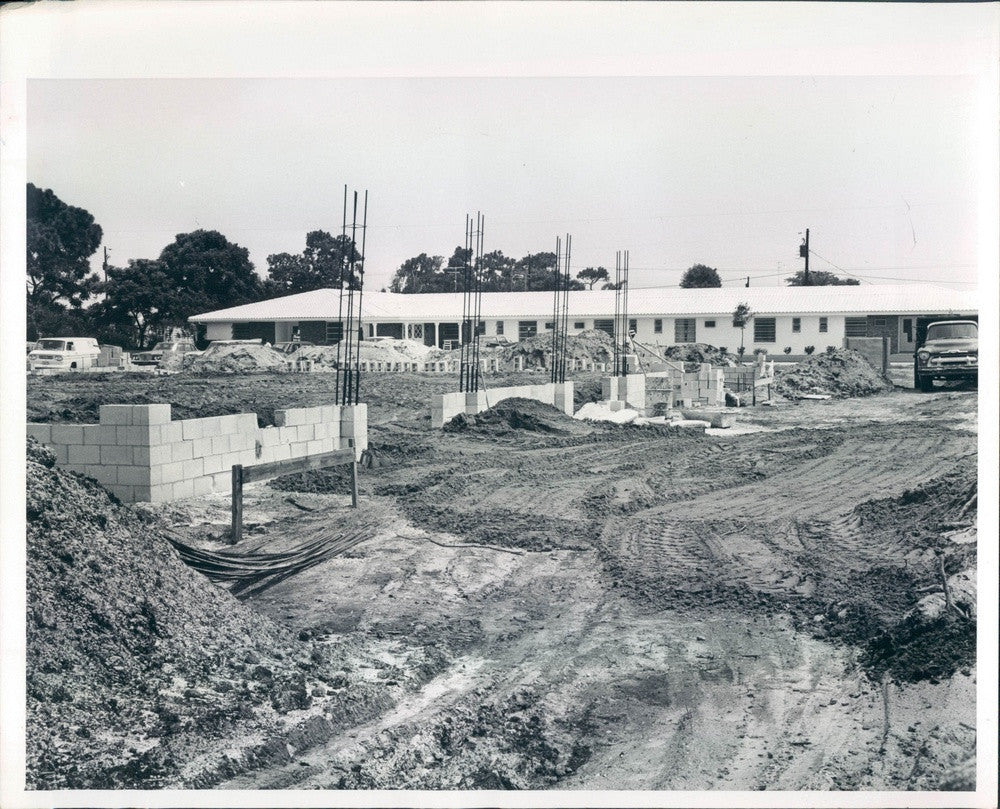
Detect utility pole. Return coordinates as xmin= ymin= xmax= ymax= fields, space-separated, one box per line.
xmin=799 ymin=228 xmax=810 ymax=285
xmin=103 ymin=246 xmax=109 ymax=284
xmin=745 ymin=276 xmax=750 ymax=288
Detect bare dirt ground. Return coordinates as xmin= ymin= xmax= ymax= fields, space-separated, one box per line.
xmin=25 ymin=371 xmax=979 ymax=791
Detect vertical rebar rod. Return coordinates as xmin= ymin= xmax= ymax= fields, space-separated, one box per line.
xmin=561 ymin=234 xmax=572 ymax=383
xmin=342 ymin=192 xmax=359 ymax=405
xmin=459 ymin=214 xmax=469 ymax=392
xmin=335 ymin=185 xmax=348 ymax=403
xmin=551 ymin=236 xmax=561 ymax=384
xmin=353 ymin=190 xmax=368 ymax=406
xmin=622 ymin=249 xmax=629 ymax=379
xmin=473 ymin=213 xmax=485 ymax=392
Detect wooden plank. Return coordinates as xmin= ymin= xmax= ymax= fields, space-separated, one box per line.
xmin=350 ymin=461 xmax=359 ymax=508
xmin=231 ymin=464 xmax=244 ymax=544
xmin=241 ymin=448 xmax=355 ymax=484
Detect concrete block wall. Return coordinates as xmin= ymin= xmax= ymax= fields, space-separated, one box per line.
xmin=601 ymin=374 xmax=646 ymax=409
xmin=431 ymin=381 xmax=574 ymax=428
xmin=27 ymin=402 xmax=368 ymax=504
xmin=606 ymin=365 xmax=728 ymax=412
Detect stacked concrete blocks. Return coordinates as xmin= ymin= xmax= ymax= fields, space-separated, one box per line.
xmin=27 ymin=401 xmax=368 ymax=503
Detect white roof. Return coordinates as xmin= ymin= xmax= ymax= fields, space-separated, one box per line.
xmin=189 ymin=284 xmax=978 ymax=323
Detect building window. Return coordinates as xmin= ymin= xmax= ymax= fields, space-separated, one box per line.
xmin=844 ymin=317 xmax=867 ymax=337
xmin=496 ymin=321 xmax=504 ymax=335
xmin=903 ymin=318 xmax=912 ymax=341
xmin=704 ymin=320 xmax=716 ymax=328
xmin=544 ymin=321 xmax=555 ymax=330
xmin=325 ymin=321 xmax=344 ymax=343
xmin=628 ymin=319 xmax=638 ymax=335
xmin=593 ymin=319 xmax=614 ymax=337
xmin=574 ymin=321 xmax=586 ymax=330
xmin=753 ymin=317 xmax=776 ymax=343
xmin=478 ymin=320 xmax=486 ymax=335
xmin=819 ymin=317 xmax=828 ymax=333
xmin=409 ymin=323 xmax=424 ymax=340
xmin=675 ymin=318 xmax=697 ymax=343
xmin=518 ymin=321 xmax=538 ymax=340
xmin=654 ymin=319 xmax=663 ymax=333
xmin=792 ymin=317 xmax=801 ymax=333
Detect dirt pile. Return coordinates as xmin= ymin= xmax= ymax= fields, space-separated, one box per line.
xmin=774 ymin=348 xmax=893 ymax=399
xmin=181 ymin=342 xmax=290 ymax=374
xmin=25 ymin=438 xmax=385 ymax=789
xmin=492 ymin=329 xmax=615 ymax=368
xmin=443 ymin=397 xmax=592 ymax=436
xmin=661 ymin=342 xmax=740 ymax=367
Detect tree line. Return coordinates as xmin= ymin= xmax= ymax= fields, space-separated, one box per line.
xmin=26 ymin=183 xmax=860 ymax=349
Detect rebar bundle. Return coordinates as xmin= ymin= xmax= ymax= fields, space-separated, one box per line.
xmin=459 ymin=212 xmax=485 ymax=393
xmin=334 ymin=185 xmax=368 ymax=406
xmin=613 ymin=250 xmax=630 ymax=377
xmin=550 ymin=234 xmax=572 ymax=384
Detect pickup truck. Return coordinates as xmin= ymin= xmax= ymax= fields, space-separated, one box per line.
xmin=913 ymin=320 xmax=978 ymax=392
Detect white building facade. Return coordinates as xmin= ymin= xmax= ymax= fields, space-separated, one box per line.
xmin=190 ymin=284 xmax=977 ymax=358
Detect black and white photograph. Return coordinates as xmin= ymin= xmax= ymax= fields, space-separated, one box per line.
xmin=1 ymin=3 xmax=997 ymax=807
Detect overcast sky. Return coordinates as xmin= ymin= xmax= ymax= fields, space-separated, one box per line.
xmin=27 ymin=74 xmax=983 ymax=292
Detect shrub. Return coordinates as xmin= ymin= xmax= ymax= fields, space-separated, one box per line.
xmin=804 ymin=345 xmax=815 ymax=355
xmin=718 ymin=347 xmax=728 ymax=354
xmin=826 ymin=345 xmax=838 ymax=354
xmin=783 ymin=346 xmax=792 ymax=354
xmin=753 ymin=348 xmax=767 ymax=356
xmin=736 ymin=346 xmax=746 ymax=357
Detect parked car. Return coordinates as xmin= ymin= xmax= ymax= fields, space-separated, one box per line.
xmin=486 ymin=336 xmax=512 ymax=347
xmin=272 ymin=340 xmax=314 ymax=355
xmin=913 ymin=320 xmax=978 ymax=392
xmin=132 ymin=339 xmax=201 ymax=367
xmin=28 ymin=337 xmax=101 ymax=372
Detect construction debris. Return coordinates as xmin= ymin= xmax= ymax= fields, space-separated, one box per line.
xmin=774 ymin=348 xmax=894 ymax=399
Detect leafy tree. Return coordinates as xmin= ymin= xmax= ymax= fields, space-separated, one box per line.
xmin=732 ymin=302 xmax=753 ymax=357
xmin=264 ymin=231 xmax=361 ymax=296
xmin=26 ymin=183 xmax=103 ymax=337
xmin=390 ymin=253 xmax=446 ymax=293
xmin=680 ymin=264 xmax=722 ymax=288
xmin=785 ymin=270 xmax=860 ymax=286
xmin=91 ymin=259 xmax=173 ymax=349
xmin=479 ymin=250 xmax=516 ymax=292
xmin=577 ymin=266 xmax=609 ymax=290
xmin=602 ymin=280 xmax=625 ymax=291
xmin=156 ymin=230 xmax=261 ymax=324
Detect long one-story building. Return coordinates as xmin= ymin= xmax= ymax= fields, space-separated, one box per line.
xmin=189 ymin=284 xmax=977 ymax=357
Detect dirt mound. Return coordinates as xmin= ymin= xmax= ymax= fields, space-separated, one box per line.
xmin=443 ymin=397 xmax=591 ymax=436
xmin=25 ymin=438 xmax=383 ymax=789
xmin=774 ymin=348 xmax=893 ymax=399
xmin=661 ymin=342 xmax=740 ymax=367
xmin=496 ymin=329 xmax=615 ymax=368
xmin=181 ymin=343 xmax=290 ymax=374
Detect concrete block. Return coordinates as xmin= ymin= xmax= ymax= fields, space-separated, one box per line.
xmin=99 ymin=444 xmax=132 ymax=465
xmin=183 ymin=458 xmax=205 ymax=479
xmin=68 ymin=444 xmax=101 ymax=465
xmin=52 ymin=445 xmax=69 ymax=464
xmin=51 ymin=424 xmax=85 ymax=445
xmin=192 ymin=476 xmax=213 ymax=497
xmin=296 ymin=424 xmax=316 ymax=442
xmin=341 ymin=403 xmax=368 ymax=423
xmin=321 ymin=437 xmax=336 ymax=453
xmin=191 ymin=437 xmax=214 ymax=458
xmin=218 ymin=414 xmax=240 ymax=434
xmin=85 ymin=464 xmax=118 ymax=486
xmin=82 ymin=424 xmax=117 ymax=445
xmin=116 ymin=425 xmax=155 ymax=446
xmin=99 ymin=405 xmax=134 ymax=426
xmin=271 ymin=443 xmax=292 ymax=462
xmin=290 ymin=441 xmax=310 ymax=457
xmin=160 ymin=422 xmax=183 ymax=444
xmin=161 ymin=461 xmax=185 ymax=484
xmin=608 ymin=400 xmax=625 ymax=412
xmin=170 ymin=441 xmax=194 ymax=462
xmin=275 ymin=408 xmax=304 ymax=427
xmin=306 ymin=439 xmax=324 ymax=456
xmin=303 ymin=407 xmax=324 ymax=425
xmin=259 ymin=427 xmax=280 ymax=447
xmin=203 ymin=453 xmax=226 ymax=475
xmin=27 ymin=423 xmax=52 ymax=444
xmin=211 ymin=471 xmax=231 ymax=491
xmin=173 ymin=479 xmax=195 ymax=500
xmin=211 ymin=435 xmax=231 ymax=455
xmin=107 ymin=484 xmax=133 ymax=502
xmin=149 ymin=483 xmax=174 ymax=503
xmin=278 ymin=426 xmax=297 ymax=445
xmin=181 ymin=418 xmax=204 ymax=441
xmin=132 ymin=404 xmax=171 ymax=425
xmin=320 ymin=405 xmax=339 ymax=422
xmin=117 ymin=465 xmax=152 ymax=486
xmin=236 ymin=413 xmax=259 ymax=432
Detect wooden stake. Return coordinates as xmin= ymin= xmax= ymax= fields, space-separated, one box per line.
xmin=231 ymin=464 xmax=244 ymax=544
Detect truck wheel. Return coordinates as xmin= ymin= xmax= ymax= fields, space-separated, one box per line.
xmin=917 ymin=374 xmax=933 ymax=392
